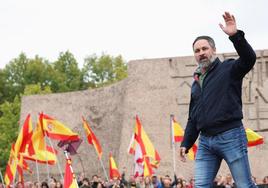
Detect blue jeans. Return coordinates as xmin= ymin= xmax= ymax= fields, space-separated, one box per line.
xmin=194 ymin=126 xmax=257 ymax=188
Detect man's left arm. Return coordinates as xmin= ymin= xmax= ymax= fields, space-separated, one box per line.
xmin=220 ymin=12 xmax=256 ymax=79
xmin=229 ymin=30 xmax=256 ymax=79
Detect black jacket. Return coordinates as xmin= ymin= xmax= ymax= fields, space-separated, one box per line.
xmin=181 ymin=30 xmax=256 ymax=152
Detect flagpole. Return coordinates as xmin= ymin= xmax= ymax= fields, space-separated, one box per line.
xmin=47 ymin=137 xmax=64 ymax=181
xmin=64 ymin=151 xmax=79 ymax=188
xmin=0 ymin=169 xmax=5 ymax=186
xmin=35 ymin=159 xmax=40 ymax=183
xmin=81 ymin=120 xmax=109 ymax=182
xmin=99 ymin=157 xmax=109 ymax=182
xmin=44 ymin=136 xmax=50 ymax=181
xmin=170 ymin=115 xmax=176 ymax=174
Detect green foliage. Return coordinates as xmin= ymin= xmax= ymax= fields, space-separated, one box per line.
xmin=0 ymin=70 xmax=6 ymax=105
xmin=4 ymin=53 xmax=28 ymax=102
xmin=83 ymin=54 xmax=127 ymax=88
xmin=23 ymin=83 xmax=52 ymax=96
xmin=3 ymin=54 xmax=54 ymax=102
xmin=51 ymin=51 xmax=84 ymax=92
xmin=0 ymin=96 xmax=21 ymax=173
xmin=24 ymin=56 xmax=53 ymax=86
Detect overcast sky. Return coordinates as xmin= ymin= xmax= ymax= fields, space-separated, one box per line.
xmin=0 ymin=0 xmax=267 ymax=68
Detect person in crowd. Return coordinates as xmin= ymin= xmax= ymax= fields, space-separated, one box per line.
xmin=175 ymin=179 xmax=184 ymax=188
xmin=77 ymin=173 xmax=85 ymax=187
xmin=91 ymin=175 xmax=99 ymax=188
xmin=152 ymin=175 xmax=161 ymax=188
xmin=0 ymin=183 xmax=5 ymax=188
xmin=80 ymin=178 xmax=91 ymax=188
xmin=33 ymin=181 xmax=41 ymax=188
xmin=263 ymin=176 xmax=268 ymax=185
xmin=161 ymin=175 xmax=173 ymax=188
xmin=24 ymin=181 xmax=33 ymax=188
xmin=49 ymin=177 xmax=57 ymax=188
xmin=55 ymin=181 xmax=62 ymax=188
xmin=122 ymin=175 xmax=141 ymax=188
xmin=187 ymin=178 xmax=194 ymax=188
xmin=40 ymin=182 xmax=49 ymax=188
xmin=141 ymin=177 xmax=153 ymax=188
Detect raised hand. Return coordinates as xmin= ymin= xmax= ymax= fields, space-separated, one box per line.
xmin=219 ymin=12 xmax=237 ymax=36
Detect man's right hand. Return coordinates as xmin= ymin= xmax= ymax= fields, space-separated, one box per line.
xmin=179 ymin=147 xmax=187 ymax=162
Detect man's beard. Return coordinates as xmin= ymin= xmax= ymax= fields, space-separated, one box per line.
xmin=198 ymin=55 xmax=216 ymax=71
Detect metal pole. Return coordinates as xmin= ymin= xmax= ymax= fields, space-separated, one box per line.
xmin=47 ymin=137 xmax=64 ymax=181
xmin=0 ymin=169 xmax=5 ymax=187
xmin=44 ymin=137 xmax=50 ymax=181
xmin=81 ymin=121 xmax=109 ymax=181
xmin=35 ymin=159 xmax=40 ymax=183
xmin=99 ymin=157 xmax=109 ymax=182
xmin=170 ymin=115 xmax=176 ymax=173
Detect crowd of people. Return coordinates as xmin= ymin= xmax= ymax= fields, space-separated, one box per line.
xmin=1 ymin=173 xmax=268 ymax=188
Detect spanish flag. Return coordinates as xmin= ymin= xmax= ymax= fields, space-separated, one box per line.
xmin=143 ymin=156 xmax=153 ymax=177
xmin=13 ymin=114 xmax=33 ymax=157
xmin=127 ymin=134 xmax=136 ymax=155
xmin=187 ymin=144 xmax=198 ymax=160
xmin=22 ymin=146 xmax=57 ymax=165
xmin=22 ymin=121 xmax=57 ymax=165
xmin=128 ymin=134 xmax=156 ymax=177
xmin=172 ymin=117 xmax=197 ymax=160
xmin=172 ymin=117 xmax=184 ymax=143
xmin=109 ymin=153 xmax=120 ymax=179
xmin=82 ymin=117 xmax=102 ymax=159
xmin=246 ymin=128 xmax=264 ymax=147
xmin=28 ymin=120 xmax=46 ymax=155
xmin=135 ymin=116 xmax=161 ymax=163
xmin=17 ymin=154 xmax=32 ymax=174
xmin=64 ymin=158 xmax=77 ymax=188
xmin=40 ymin=113 xmax=80 ymax=141
xmin=4 ymin=145 xmax=17 ymax=187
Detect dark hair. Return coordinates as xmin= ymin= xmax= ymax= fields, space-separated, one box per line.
xmin=41 ymin=182 xmax=49 ymax=188
xmin=92 ymin=175 xmax=98 ymax=178
xmin=192 ymin=36 xmax=216 ymax=49
xmin=83 ymin=178 xmax=90 ymax=183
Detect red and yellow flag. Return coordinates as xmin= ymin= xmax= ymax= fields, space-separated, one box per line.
xmin=4 ymin=145 xmax=17 ymax=187
xmin=13 ymin=114 xmax=33 ymax=157
xmin=64 ymin=158 xmax=77 ymax=188
xmin=17 ymin=154 xmax=32 ymax=174
xmin=22 ymin=146 xmax=57 ymax=165
xmin=246 ymin=128 xmax=264 ymax=147
xmin=21 ymin=120 xmax=57 ymax=164
xmin=187 ymin=144 xmax=198 ymax=160
xmin=143 ymin=156 xmax=153 ymax=177
xmin=82 ymin=117 xmax=102 ymax=159
xmin=27 ymin=120 xmax=46 ymax=155
xmin=172 ymin=117 xmax=184 ymax=143
xmin=109 ymin=153 xmax=120 ymax=179
xmin=172 ymin=117 xmax=197 ymax=160
xmin=135 ymin=116 xmax=161 ymax=163
xmin=128 ymin=116 xmax=160 ymax=177
xmin=127 ymin=134 xmax=136 ymax=155
xmin=40 ymin=113 xmax=79 ymax=141
xmin=129 ymin=134 xmax=156 ymax=177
